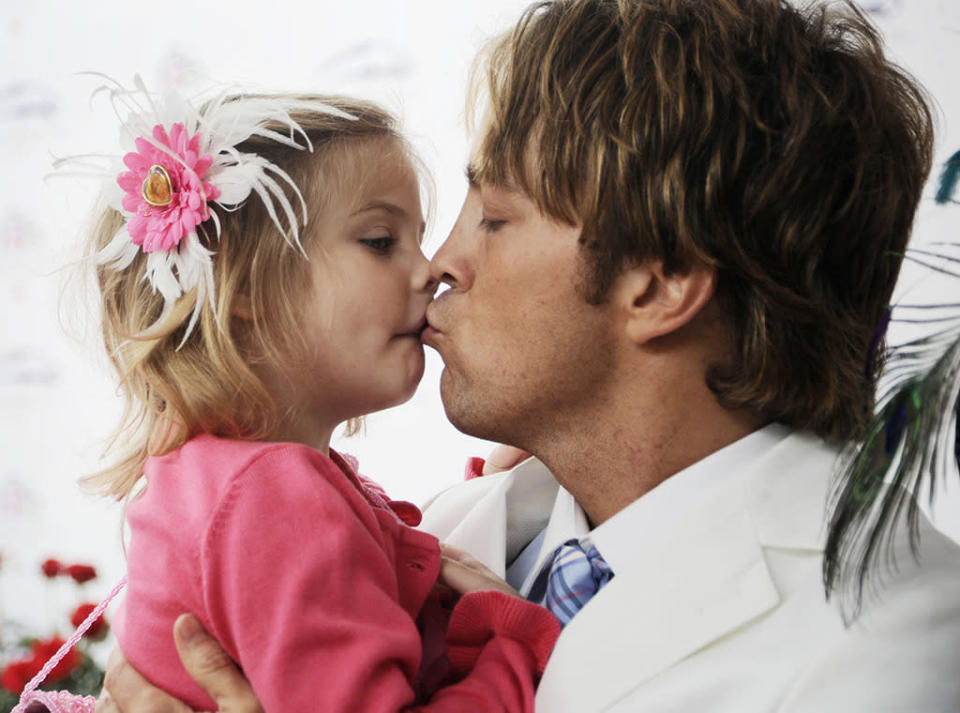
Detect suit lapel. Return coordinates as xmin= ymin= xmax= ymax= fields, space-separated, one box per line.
xmin=419 ymin=458 xmax=559 ymax=577
xmin=536 ymin=475 xmax=780 ymax=712
xmin=535 ymin=429 xmax=841 ymax=712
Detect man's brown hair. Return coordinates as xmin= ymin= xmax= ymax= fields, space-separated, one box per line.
xmin=471 ymin=0 xmax=934 ymax=440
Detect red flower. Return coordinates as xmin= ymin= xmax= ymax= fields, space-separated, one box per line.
xmin=0 ymin=637 xmax=83 ymax=694
xmin=1 ymin=659 xmax=40 ymax=693
xmin=65 ymin=564 xmax=97 ymax=584
xmin=41 ymin=558 xmax=63 ymax=578
xmin=70 ymin=603 xmax=109 ymax=640
xmin=29 ymin=637 xmax=82 ymax=684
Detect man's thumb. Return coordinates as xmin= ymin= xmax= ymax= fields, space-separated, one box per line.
xmin=173 ymin=614 xmax=262 ymax=713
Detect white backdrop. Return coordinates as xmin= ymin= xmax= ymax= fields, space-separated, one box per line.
xmin=1 ymin=0 xmax=958 ymax=637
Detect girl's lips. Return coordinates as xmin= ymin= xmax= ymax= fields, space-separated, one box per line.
xmin=396 ymin=317 xmax=428 ymax=339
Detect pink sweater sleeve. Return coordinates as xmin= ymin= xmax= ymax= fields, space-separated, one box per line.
xmin=199 ymin=447 xmax=559 ymax=713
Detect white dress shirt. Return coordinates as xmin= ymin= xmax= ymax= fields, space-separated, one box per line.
xmin=507 ymin=424 xmax=785 ymax=600
xmin=421 ymin=424 xmax=960 ymax=712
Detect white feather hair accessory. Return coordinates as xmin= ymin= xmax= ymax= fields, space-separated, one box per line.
xmin=57 ymin=74 xmax=354 ymax=344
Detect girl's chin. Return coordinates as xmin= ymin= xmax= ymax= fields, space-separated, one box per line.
xmin=363 ymin=372 xmax=426 ymax=415
xmin=390 ymin=374 xmax=425 ymax=409
xmin=341 ymin=351 xmax=426 ymax=417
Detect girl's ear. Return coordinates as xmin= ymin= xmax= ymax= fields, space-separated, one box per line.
xmin=231 ymin=295 xmax=254 ymax=321
xmin=614 ymin=260 xmax=717 ymax=345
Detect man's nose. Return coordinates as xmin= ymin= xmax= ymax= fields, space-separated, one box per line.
xmin=429 ymin=251 xmax=460 ymax=291
xmin=412 ymin=250 xmax=440 ymax=295
xmin=430 ymin=207 xmax=474 ymax=291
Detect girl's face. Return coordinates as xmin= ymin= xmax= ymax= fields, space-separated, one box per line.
xmin=276 ymin=140 xmax=435 ymax=444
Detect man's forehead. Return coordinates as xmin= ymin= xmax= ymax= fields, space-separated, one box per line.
xmin=465 ymin=163 xmax=481 ymax=187
xmin=465 ymin=162 xmax=519 ymax=194
xmin=467 ymin=129 xmax=542 ymax=193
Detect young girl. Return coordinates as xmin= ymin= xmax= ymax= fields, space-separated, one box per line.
xmin=41 ymin=80 xmax=560 ymax=713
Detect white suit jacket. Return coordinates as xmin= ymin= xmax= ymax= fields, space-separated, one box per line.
xmin=420 ymin=428 xmax=960 ymax=712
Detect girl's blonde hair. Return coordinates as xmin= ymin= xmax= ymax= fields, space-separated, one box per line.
xmin=86 ymin=95 xmax=407 ymax=501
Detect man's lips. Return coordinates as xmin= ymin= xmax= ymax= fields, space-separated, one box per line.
xmin=421 ymin=324 xmax=440 ymax=345
xmin=421 ymin=314 xmax=442 ymax=346
xmin=422 ymin=301 xmax=446 ymax=346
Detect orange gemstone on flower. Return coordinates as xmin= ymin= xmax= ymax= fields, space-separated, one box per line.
xmin=141 ymin=165 xmax=173 ymax=207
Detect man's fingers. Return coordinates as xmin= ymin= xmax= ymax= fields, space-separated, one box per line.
xmin=173 ymin=615 xmax=263 ymax=713
xmin=101 ymin=646 xmax=127 ymax=696
xmin=100 ymin=645 xmax=192 ymax=713
xmin=97 ymin=648 xmax=125 ymax=713
xmin=93 ymin=689 xmax=117 ymax=713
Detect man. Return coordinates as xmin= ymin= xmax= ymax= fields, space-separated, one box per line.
xmin=100 ymin=0 xmax=960 ymax=710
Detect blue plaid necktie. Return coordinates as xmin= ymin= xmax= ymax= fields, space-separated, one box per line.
xmin=540 ymin=539 xmax=614 ymax=626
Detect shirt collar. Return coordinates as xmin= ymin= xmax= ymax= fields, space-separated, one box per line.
xmin=589 ymin=423 xmax=791 ymax=577
xmin=516 ymin=481 xmax=591 ymax=595
xmin=516 ymin=423 xmax=797 ymax=591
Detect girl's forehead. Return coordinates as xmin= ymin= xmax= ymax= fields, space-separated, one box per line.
xmin=303 ymin=138 xmax=424 ymax=232
xmin=344 ymin=149 xmax=421 ymax=206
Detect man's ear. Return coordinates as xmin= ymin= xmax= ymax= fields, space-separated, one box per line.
xmin=231 ymin=295 xmax=254 ymax=321
xmin=615 ymin=261 xmax=717 ymax=345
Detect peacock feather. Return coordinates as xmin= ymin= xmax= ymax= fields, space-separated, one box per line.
xmin=935 ymin=149 xmax=960 ymax=205
xmin=824 ymin=152 xmax=960 ymax=621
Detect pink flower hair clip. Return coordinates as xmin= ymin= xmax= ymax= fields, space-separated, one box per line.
xmin=118 ymin=122 xmax=221 ymax=254
xmin=55 ymin=75 xmax=354 ymax=343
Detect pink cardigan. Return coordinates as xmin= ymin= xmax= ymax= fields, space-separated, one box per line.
xmin=115 ymin=435 xmax=559 ymax=712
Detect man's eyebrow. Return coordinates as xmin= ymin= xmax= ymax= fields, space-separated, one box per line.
xmin=350 ymin=200 xmax=409 ymax=218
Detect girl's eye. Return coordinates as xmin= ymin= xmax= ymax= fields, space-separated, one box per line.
xmin=479 ymin=217 xmax=505 ymax=232
xmin=360 ymin=236 xmax=396 ymax=254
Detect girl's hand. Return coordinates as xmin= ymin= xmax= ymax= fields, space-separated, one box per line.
xmin=439 ymin=544 xmax=522 ymax=599
xmin=482 ymin=445 xmax=531 ymax=475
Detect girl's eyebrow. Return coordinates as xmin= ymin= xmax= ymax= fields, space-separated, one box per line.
xmin=351 ymin=201 xmax=410 ymax=218
xmin=351 ymin=201 xmax=427 ymax=241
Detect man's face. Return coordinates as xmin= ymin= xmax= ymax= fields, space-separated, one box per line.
xmin=422 ymin=175 xmax=618 ymax=446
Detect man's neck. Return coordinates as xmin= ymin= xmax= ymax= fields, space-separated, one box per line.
xmin=529 ymin=389 xmax=765 ymax=527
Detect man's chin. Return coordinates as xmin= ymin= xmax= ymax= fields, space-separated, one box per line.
xmin=438 ymin=374 xmax=476 ymax=435
xmin=439 ymin=379 xmax=504 ymax=442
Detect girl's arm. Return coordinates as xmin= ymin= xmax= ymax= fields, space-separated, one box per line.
xmin=200 ymin=445 xmax=559 ymax=713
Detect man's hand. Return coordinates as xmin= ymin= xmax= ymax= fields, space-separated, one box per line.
xmin=95 ymin=615 xmax=262 ymax=713
xmin=170 ymin=615 xmax=261 ymax=713
xmin=95 ymin=647 xmax=193 ymax=713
